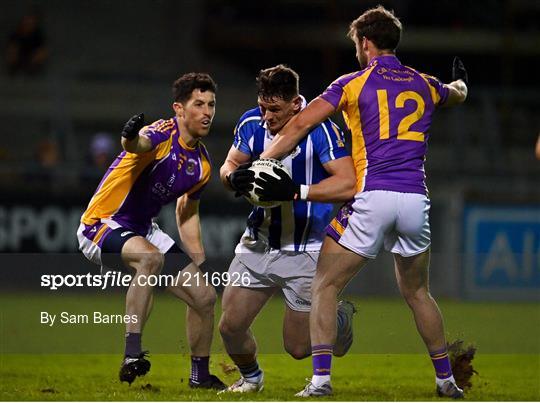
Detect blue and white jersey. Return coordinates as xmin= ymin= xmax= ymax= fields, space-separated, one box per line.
xmin=233 ymin=103 xmax=349 ymax=252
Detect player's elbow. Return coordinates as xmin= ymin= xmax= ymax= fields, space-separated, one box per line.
xmin=121 ymin=138 xmax=131 ymax=152
xmin=444 ymin=83 xmax=467 ymax=107
xmin=456 ymin=87 xmax=468 ymax=104
xmin=219 ymin=165 xmax=230 ymax=188
xmin=122 ymin=138 xmax=139 ymax=154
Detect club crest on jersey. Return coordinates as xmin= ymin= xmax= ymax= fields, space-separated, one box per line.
xmin=186 ymin=158 xmax=197 ymax=175
xmin=340 ymin=205 xmax=352 ymax=219
xmin=289 ymin=146 xmax=301 ymax=159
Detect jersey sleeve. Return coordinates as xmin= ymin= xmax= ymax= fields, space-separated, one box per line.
xmin=141 ymin=119 xmax=175 ymax=150
xmin=187 ymin=178 xmax=209 ymax=200
xmin=319 ymin=74 xmax=353 ymax=111
xmin=310 ymin=120 xmax=349 ymax=165
xmin=421 ymin=74 xmax=449 ymax=106
xmin=232 ymin=112 xmax=260 ymax=157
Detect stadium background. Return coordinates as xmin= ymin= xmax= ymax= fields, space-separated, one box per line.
xmin=0 ymin=0 xmax=539 ymax=400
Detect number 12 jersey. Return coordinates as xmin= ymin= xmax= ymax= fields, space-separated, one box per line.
xmin=320 ymin=55 xmax=449 ymax=195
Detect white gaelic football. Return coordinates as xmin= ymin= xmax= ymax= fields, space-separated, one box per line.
xmin=245 ymin=158 xmax=291 ymax=208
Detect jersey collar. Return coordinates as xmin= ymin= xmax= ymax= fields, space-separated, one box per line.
xmin=368 ymin=54 xmax=400 ymax=68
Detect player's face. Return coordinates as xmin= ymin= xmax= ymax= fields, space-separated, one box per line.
xmin=175 ymin=89 xmax=216 ymax=138
xmin=258 ymin=96 xmax=301 ymax=135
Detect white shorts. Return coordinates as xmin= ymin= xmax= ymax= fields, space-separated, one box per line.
xmin=229 ymin=242 xmax=318 ymax=312
xmin=326 ymin=190 xmax=431 ymax=258
xmin=77 ymin=219 xmax=175 ymax=269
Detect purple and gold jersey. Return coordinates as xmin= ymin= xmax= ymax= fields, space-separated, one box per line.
xmin=81 ymin=118 xmax=211 ymax=236
xmin=320 ymin=55 xmax=448 ymax=195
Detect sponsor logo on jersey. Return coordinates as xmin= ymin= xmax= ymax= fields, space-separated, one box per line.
xmin=120 ymin=231 xmax=134 ymax=237
xmin=167 ymin=174 xmax=175 ymax=187
xmin=152 ymin=182 xmax=173 ymax=201
xmin=177 ymin=154 xmax=187 ymax=171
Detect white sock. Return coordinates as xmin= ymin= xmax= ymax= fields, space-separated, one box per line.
xmin=245 ymin=370 xmax=263 ymax=383
xmin=311 ymin=375 xmax=331 ymax=387
xmin=436 ymin=374 xmax=456 ymax=387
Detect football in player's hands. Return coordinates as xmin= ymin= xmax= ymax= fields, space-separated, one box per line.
xmin=452 ymin=57 xmax=468 ymax=86
xmin=244 ymin=159 xmax=292 ymax=208
xmin=121 ymin=113 xmax=145 ymax=140
xmin=255 ymin=166 xmax=299 ymax=202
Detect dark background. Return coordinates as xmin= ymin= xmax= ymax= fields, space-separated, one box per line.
xmin=1 ymin=0 xmax=539 ymax=299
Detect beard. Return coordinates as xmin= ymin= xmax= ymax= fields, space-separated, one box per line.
xmin=358 ymin=48 xmax=368 ymax=68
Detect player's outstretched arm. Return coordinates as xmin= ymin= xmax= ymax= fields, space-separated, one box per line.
xmin=121 ymin=113 xmax=153 ymax=153
xmin=176 ymin=194 xmax=205 ymax=266
xmin=261 ymin=97 xmax=336 ymax=159
xmin=443 ymin=57 xmax=468 ymax=107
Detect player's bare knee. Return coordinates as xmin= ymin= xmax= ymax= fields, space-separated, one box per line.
xmin=284 ymin=342 xmax=310 ymax=360
xmin=219 ymin=314 xmax=247 ymax=338
xmin=192 ymin=285 xmax=217 ymax=313
xmin=218 ymin=316 xmax=236 ymax=339
xmin=311 ymin=275 xmax=337 ymax=296
xmin=218 ymin=317 xmax=231 ymax=338
xmin=137 ymin=252 xmax=164 ymax=276
xmin=311 ymin=275 xmax=324 ymax=294
xmin=402 ymin=287 xmax=431 ymax=306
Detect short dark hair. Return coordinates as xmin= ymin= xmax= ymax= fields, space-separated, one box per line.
xmin=172 ymin=72 xmax=217 ymax=103
xmin=348 ymin=6 xmax=402 ymax=51
xmin=256 ymin=65 xmax=299 ymax=102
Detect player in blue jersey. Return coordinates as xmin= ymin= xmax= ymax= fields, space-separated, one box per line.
xmin=217 ymin=65 xmax=357 ymax=393
xmin=77 ymin=73 xmax=225 ymax=390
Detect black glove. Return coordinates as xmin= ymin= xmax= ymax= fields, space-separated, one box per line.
xmin=255 ymin=166 xmax=300 ymax=202
xmin=452 ymin=57 xmax=468 ymax=86
xmin=121 ymin=113 xmax=145 ymax=140
xmin=227 ymin=162 xmax=255 ymax=197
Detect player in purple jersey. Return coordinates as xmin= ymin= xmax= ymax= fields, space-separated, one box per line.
xmin=259 ymin=6 xmax=468 ymax=399
xmin=77 ymin=73 xmax=226 ymax=390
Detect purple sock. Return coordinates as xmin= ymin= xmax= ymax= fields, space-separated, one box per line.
xmin=312 ymin=344 xmax=333 ymax=376
xmin=430 ymin=347 xmax=453 ymax=379
xmin=190 ymin=356 xmax=210 ymax=382
xmin=124 ymin=332 xmax=142 ymax=358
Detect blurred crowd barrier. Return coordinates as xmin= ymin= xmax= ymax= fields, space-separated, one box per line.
xmin=0 ymin=193 xmax=538 ymax=301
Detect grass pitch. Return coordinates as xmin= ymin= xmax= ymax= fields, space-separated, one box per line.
xmin=1 ymin=292 xmax=539 ymax=400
